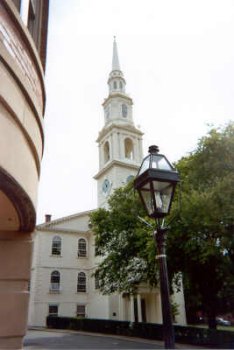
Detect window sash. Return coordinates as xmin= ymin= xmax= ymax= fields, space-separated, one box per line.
xmin=52 ymin=246 xmax=61 ymax=255
xmin=78 ymin=239 xmax=87 ymax=257
xmin=50 ymin=283 xmax=60 ymax=291
xmin=48 ymin=304 xmax=58 ymax=316
xmin=52 ymin=237 xmax=61 ymax=255
xmin=77 ymin=305 xmax=86 ymax=317
xmin=51 ymin=272 xmax=60 ymax=284
xmin=77 ymin=273 xmax=86 ymax=292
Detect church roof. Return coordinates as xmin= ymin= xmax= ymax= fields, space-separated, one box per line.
xmin=37 ymin=209 xmax=95 ymax=232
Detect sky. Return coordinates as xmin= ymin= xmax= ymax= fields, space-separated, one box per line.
xmin=36 ymin=0 xmax=234 ymax=224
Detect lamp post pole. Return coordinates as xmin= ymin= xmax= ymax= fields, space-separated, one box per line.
xmin=154 ymin=225 xmax=175 ymax=349
xmin=134 ymin=145 xmax=179 ymax=349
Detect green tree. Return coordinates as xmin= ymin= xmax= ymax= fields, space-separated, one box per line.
xmin=90 ymin=182 xmax=158 ymax=294
xmin=167 ymin=122 xmax=234 ymax=328
xmin=91 ymin=122 xmax=234 ymax=329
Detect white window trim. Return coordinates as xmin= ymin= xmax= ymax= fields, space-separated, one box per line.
xmin=77 ymin=272 xmax=87 ymax=293
xmin=77 ymin=238 xmax=88 ymax=258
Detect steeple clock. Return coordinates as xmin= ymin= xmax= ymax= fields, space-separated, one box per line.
xmin=94 ymin=38 xmax=144 ymax=208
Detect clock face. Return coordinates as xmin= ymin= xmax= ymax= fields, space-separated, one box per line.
xmin=122 ymin=104 xmax=128 ymax=118
xmin=102 ymin=179 xmax=110 ymax=193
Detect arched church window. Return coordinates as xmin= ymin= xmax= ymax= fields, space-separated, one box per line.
xmin=113 ymin=81 xmax=117 ymax=89
xmin=50 ymin=271 xmax=60 ymax=292
xmin=77 ymin=272 xmax=86 ymax=292
xmin=119 ymin=81 xmax=123 ymax=89
xmin=104 ymin=141 xmax=110 ymax=163
xmin=78 ymin=238 xmax=87 ymax=257
xmin=51 ymin=236 xmax=61 ymax=255
xmin=124 ymin=138 xmax=134 ymax=160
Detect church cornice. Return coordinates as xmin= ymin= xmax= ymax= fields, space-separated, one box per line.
xmin=94 ymin=159 xmax=139 ymax=180
xmin=96 ymin=122 xmax=143 ymax=143
xmin=36 ymin=226 xmax=91 ymax=235
xmin=35 ymin=265 xmax=96 ymax=272
xmin=102 ymin=92 xmax=132 ymax=106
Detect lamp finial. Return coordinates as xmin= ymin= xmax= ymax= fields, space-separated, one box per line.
xmin=149 ymin=145 xmax=159 ymax=154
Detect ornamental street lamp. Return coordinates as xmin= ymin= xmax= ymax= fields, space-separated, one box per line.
xmin=134 ymin=145 xmax=179 ymax=349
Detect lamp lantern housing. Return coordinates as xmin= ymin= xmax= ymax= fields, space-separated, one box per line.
xmin=134 ymin=145 xmax=179 ymax=218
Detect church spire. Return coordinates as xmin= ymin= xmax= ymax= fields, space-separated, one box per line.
xmin=112 ymin=36 xmax=120 ymax=71
xmin=108 ymin=37 xmax=126 ymax=94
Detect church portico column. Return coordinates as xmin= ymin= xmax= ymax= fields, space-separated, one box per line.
xmin=98 ymin=143 xmax=102 ymax=169
xmin=138 ymin=138 xmax=143 ymax=162
xmin=100 ymin=141 xmax=104 ymax=168
xmin=133 ymin=136 xmax=141 ymax=163
xmin=119 ymin=134 xmax=124 ymax=159
xmin=137 ymin=294 xmax=142 ymax=322
xmin=0 ymin=231 xmax=33 ymax=349
xmin=130 ymin=294 xmax=135 ymax=322
xmin=112 ymin=132 xmax=118 ymax=159
xmin=117 ymin=132 xmax=121 ymax=159
xmin=110 ymin=133 xmax=114 ymax=159
xmin=118 ymin=294 xmax=124 ymax=320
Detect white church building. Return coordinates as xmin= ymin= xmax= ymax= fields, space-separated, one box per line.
xmin=28 ymin=39 xmax=186 ymax=327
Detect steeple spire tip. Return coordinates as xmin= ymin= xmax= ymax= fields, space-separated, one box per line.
xmin=112 ymin=36 xmax=120 ymax=71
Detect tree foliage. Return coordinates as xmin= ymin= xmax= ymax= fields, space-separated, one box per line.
xmin=167 ymin=122 xmax=234 ymax=328
xmin=90 ymin=182 xmax=158 ymax=294
xmin=91 ymin=122 xmax=234 ymax=329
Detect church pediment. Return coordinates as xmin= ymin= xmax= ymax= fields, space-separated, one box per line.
xmin=37 ymin=210 xmax=95 ymax=233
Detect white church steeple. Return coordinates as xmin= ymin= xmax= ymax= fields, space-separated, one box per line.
xmin=112 ymin=36 xmax=120 ymax=70
xmin=94 ymin=38 xmax=143 ymax=208
xmin=103 ymin=37 xmax=133 ymax=125
xmin=108 ymin=37 xmax=126 ymax=94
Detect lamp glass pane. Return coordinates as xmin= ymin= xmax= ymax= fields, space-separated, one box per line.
xmin=151 ymin=155 xmax=173 ymax=171
xmin=138 ymin=157 xmax=150 ymax=175
xmin=140 ymin=189 xmax=155 ymax=216
xmin=152 ymin=181 xmax=173 ymax=214
xmin=142 ymin=182 xmax=151 ymax=190
xmin=153 ymin=181 xmax=172 ymax=191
